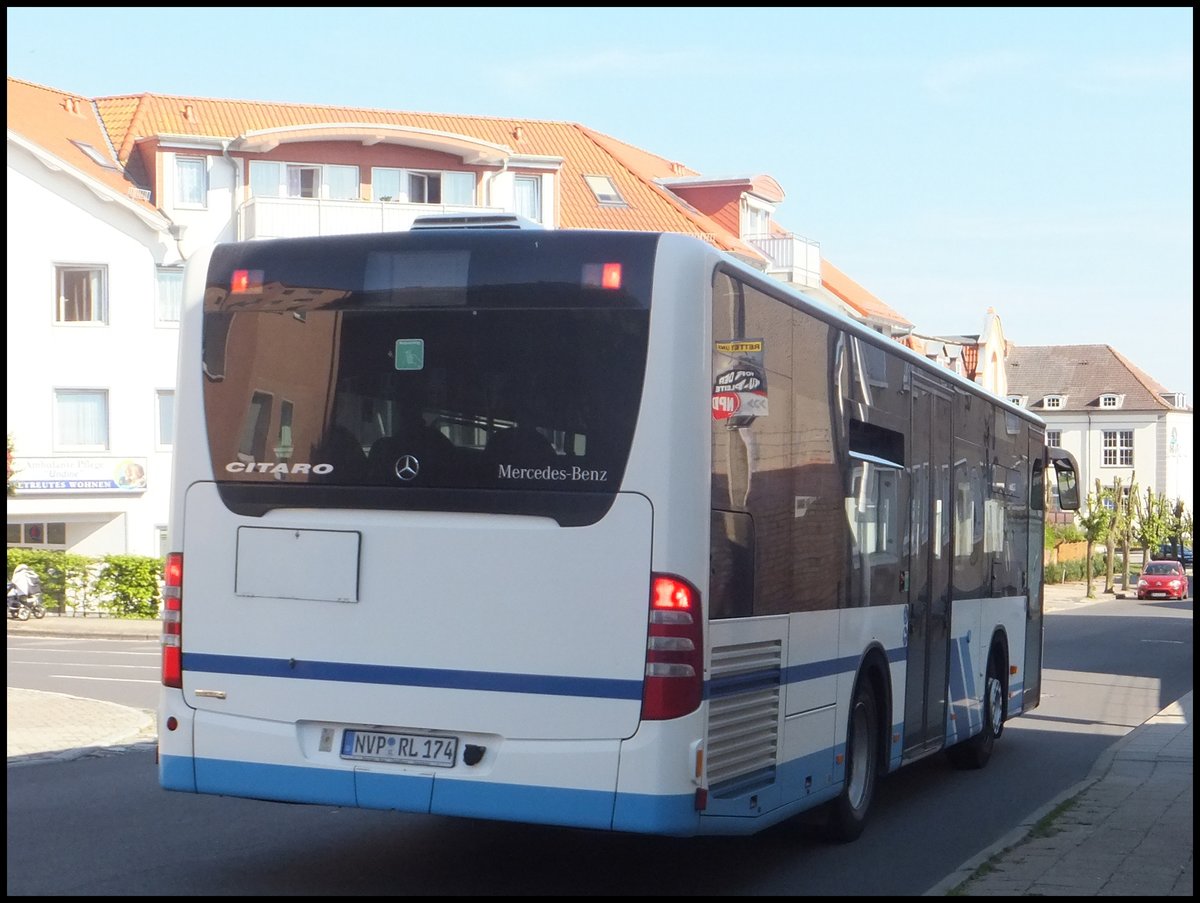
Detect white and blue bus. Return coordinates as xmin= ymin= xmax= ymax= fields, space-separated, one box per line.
xmin=158 ymin=224 xmax=1080 ymax=839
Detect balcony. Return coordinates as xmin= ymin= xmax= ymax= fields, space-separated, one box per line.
xmin=747 ymin=233 xmax=822 ymax=289
xmin=240 ymin=197 xmax=506 ymax=240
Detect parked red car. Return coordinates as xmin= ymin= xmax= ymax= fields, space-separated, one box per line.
xmin=1136 ymin=560 xmax=1189 ymax=600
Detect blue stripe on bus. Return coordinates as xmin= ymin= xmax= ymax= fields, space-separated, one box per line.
xmin=183 ymin=645 xmax=908 ymax=701
xmin=182 ymin=652 xmax=643 ymax=699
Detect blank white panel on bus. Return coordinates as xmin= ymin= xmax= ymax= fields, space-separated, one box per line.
xmin=235 ymin=527 xmax=360 ymax=602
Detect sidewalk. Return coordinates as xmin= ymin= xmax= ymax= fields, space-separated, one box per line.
xmin=6 ymin=614 xmax=159 ymax=764
xmin=928 ymin=691 xmax=1192 ymax=896
xmin=927 ymin=577 xmax=1193 ymax=896
xmin=7 ymin=585 xmax=1193 ymax=897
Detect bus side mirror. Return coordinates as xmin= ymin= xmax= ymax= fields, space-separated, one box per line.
xmin=1048 ymin=447 xmax=1081 ymax=511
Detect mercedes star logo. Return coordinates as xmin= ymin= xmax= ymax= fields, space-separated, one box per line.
xmin=394 ymin=455 xmax=420 ymax=481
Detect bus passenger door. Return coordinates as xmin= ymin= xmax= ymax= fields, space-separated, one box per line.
xmin=903 ymin=379 xmax=952 ymax=759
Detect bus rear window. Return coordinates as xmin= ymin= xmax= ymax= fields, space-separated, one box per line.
xmin=201 ymin=231 xmax=656 ymax=522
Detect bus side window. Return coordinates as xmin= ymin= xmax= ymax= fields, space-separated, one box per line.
xmin=710 ymin=510 xmax=754 ymax=619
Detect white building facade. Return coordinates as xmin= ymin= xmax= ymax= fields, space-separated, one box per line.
xmin=1006 ymin=347 xmax=1192 ymax=522
xmin=7 ymin=131 xmax=181 ymax=557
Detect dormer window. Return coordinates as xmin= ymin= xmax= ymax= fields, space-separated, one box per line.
xmin=1099 ymin=394 xmax=1122 ymax=409
xmin=583 ymin=174 xmax=626 ymax=206
xmin=1043 ymin=395 xmax=1065 ymax=409
xmin=740 ymin=196 xmax=773 ymax=239
xmin=1007 ymin=395 xmax=1025 ymax=407
xmin=1160 ymin=392 xmax=1186 ymax=408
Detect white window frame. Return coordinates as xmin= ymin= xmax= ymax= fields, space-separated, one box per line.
xmin=370 ymin=168 xmax=474 ymax=205
xmin=325 ymin=164 xmax=360 ymax=201
xmin=372 ymin=167 xmax=403 ymax=201
xmin=287 ymin=164 xmax=321 ymax=199
xmin=1099 ymin=394 xmax=1121 ymax=408
xmin=248 ymin=161 xmax=361 ymax=200
xmin=408 ymin=171 xmax=437 ymax=203
xmin=1046 ymin=429 xmax=1061 ymax=448
xmin=249 ymin=161 xmax=283 ymax=198
xmin=514 ymin=174 xmax=542 ymax=222
xmin=54 ymin=388 xmax=110 ymax=451
xmin=156 ymin=389 xmax=175 ymax=449
xmin=175 ymin=155 xmax=208 ymax=208
xmin=740 ymin=196 xmax=773 ymax=239
xmin=55 ymin=264 xmax=108 ymax=325
xmin=1007 ymin=395 xmax=1025 ymax=407
xmin=155 ymin=266 xmax=183 ymax=325
xmin=1043 ymin=395 xmax=1065 ymax=409
xmin=1101 ymin=429 xmax=1134 ymax=467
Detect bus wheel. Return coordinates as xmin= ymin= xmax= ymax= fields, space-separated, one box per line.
xmin=947 ymin=648 xmax=1004 ymax=770
xmin=826 ymin=678 xmax=879 ymax=843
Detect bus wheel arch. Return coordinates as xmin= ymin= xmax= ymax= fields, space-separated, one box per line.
xmin=947 ymin=631 xmax=1008 ymax=770
xmin=825 ymin=647 xmax=889 ymax=843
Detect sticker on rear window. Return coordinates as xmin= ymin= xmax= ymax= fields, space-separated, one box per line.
xmin=394 ymin=339 xmax=425 ymax=371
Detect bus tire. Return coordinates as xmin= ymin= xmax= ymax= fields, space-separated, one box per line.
xmin=947 ymin=646 xmax=1004 ymax=770
xmin=826 ymin=677 xmax=880 ymax=843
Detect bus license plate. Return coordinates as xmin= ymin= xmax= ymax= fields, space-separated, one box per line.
xmin=340 ymin=729 xmax=459 ymax=767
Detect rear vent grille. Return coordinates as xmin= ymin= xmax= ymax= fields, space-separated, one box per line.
xmin=707 ymin=639 xmax=781 ymax=796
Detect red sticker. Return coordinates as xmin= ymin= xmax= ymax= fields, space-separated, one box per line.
xmin=712 ymin=392 xmax=740 ymax=420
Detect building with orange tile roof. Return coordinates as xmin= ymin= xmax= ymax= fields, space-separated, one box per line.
xmin=7 ymin=75 xmax=1190 ymax=553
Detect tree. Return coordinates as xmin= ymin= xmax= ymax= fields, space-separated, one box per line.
xmin=1119 ymin=480 xmax=1138 ymax=590
xmin=1077 ymin=480 xmax=1113 ymax=599
xmin=1102 ymin=477 xmax=1122 ymax=594
xmin=1101 ymin=476 xmax=1139 ymax=593
xmin=1134 ymin=489 xmax=1175 ymax=564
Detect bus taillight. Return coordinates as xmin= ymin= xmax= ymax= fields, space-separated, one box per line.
xmin=642 ymin=574 xmax=704 ymax=721
xmin=162 ymin=552 xmax=183 ymax=688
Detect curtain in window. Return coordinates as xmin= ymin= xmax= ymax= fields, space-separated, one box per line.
xmin=326 ymin=165 xmax=360 ymax=200
xmin=56 ymin=390 xmax=108 ymax=447
xmin=287 ymin=166 xmax=320 ymax=198
xmin=156 ymin=269 xmax=183 ymax=322
xmin=250 ymin=161 xmax=283 ymax=198
xmin=177 ymin=157 xmax=206 ymax=206
xmin=372 ymin=168 xmax=403 ymax=201
xmin=443 ymin=172 xmax=476 ymax=206
xmin=514 ymin=176 xmax=541 ymax=221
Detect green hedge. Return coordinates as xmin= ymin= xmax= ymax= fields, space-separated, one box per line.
xmin=7 ymin=548 xmax=162 ymax=619
xmin=1043 ymin=554 xmax=1114 ymax=585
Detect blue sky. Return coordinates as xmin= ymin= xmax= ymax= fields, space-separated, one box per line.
xmin=8 ymin=7 xmax=1194 ymax=397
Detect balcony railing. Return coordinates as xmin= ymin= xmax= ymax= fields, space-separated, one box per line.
xmin=240 ymin=197 xmax=506 ymax=240
xmin=747 ymin=233 xmax=821 ymax=288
